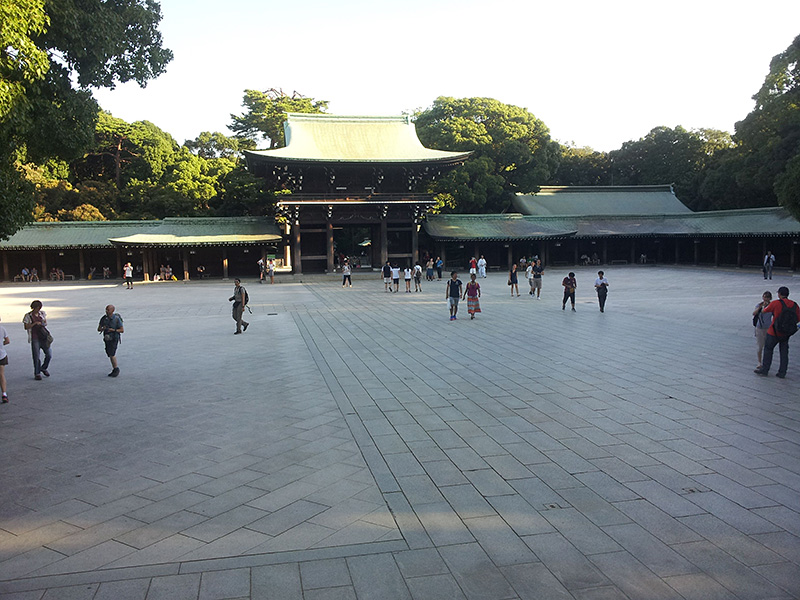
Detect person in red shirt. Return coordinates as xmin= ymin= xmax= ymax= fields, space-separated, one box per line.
xmin=755 ymin=286 xmax=800 ymax=378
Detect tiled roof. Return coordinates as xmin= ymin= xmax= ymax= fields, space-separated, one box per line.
xmin=513 ymin=185 xmax=693 ymax=216
xmin=424 ymin=208 xmax=800 ymax=241
xmin=245 ymin=114 xmax=472 ymax=165
xmin=0 ymin=218 xmax=282 ymax=249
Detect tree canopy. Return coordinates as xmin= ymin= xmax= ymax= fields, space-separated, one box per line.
xmin=0 ymin=0 xmax=172 ymax=238
xmin=415 ymin=97 xmax=560 ymax=213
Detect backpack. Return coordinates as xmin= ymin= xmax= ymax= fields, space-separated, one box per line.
xmin=774 ymin=300 xmax=799 ymax=337
xmin=243 ymin=288 xmax=249 ymax=306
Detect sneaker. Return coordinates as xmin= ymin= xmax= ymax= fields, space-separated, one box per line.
xmin=1 ymin=394 xmax=8 ymax=403
xmin=776 ymin=373 xmax=786 ymax=379
xmin=571 ymin=307 xmax=576 ymax=312
xmin=562 ymin=305 xmax=565 ymax=310
xmin=754 ymin=369 xmax=767 ymax=376
xmin=34 ymin=374 xmax=42 ymax=380
xmin=234 ymin=331 xmax=242 ymax=335
xmin=450 ymin=315 xmax=455 ymax=321
xmin=243 ymin=322 xmax=249 ymax=332
xmin=41 ymin=369 xmax=49 ymax=377
xmin=110 ymin=368 xmax=119 ymax=378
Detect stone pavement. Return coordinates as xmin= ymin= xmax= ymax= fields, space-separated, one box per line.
xmin=0 ymin=266 xmax=798 ymax=599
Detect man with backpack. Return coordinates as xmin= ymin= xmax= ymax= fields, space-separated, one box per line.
xmin=229 ymin=278 xmax=249 ymax=334
xmin=755 ymin=286 xmax=799 ymax=378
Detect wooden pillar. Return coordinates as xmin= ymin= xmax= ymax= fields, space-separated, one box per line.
xmin=142 ymin=250 xmax=150 ymax=281
xmin=602 ymin=240 xmax=608 ymax=265
xmin=116 ymin=248 xmax=122 ymax=279
xmin=693 ymin=240 xmax=699 ymax=266
xmin=380 ymin=218 xmax=388 ymax=266
xmin=543 ymin=241 xmax=549 ymax=265
xmin=78 ymin=249 xmax=85 ymax=279
xmin=412 ymin=223 xmax=419 ymax=265
xmin=292 ymin=224 xmax=302 ymax=275
xmin=675 ymin=241 xmax=680 ymax=265
xmin=222 ymin=248 xmax=229 ymax=279
xmin=41 ymin=250 xmax=47 ymax=279
xmin=714 ymin=239 xmax=719 ymax=267
xmin=791 ymin=241 xmax=797 ymax=271
xmin=441 ymin=244 xmax=447 ymax=269
xmin=183 ymin=250 xmax=190 ymax=281
xmin=326 ymin=221 xmax=334 ymax=273
xmin=630 ymin=240 xmax=636 ymax=264
xmin=2 ymin=251 xmax=8 ymax=282
xmin=507 ymin=244 xmax=513 ymax=271
xmin=737 ymin=241 xmax=743 ymax=268
xmin=573 ymin=242 xmax=579 ymax=265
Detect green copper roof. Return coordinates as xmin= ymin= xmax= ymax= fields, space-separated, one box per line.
xmin=424 ymin=207 xmax=800 ymax=241
xmin=245 ymin=114 xmax=472 ymax=165
xmin=0 ymin=218 xmax=281 ymax=250
xmin=513 ymin=185 xmax=693 ymax=216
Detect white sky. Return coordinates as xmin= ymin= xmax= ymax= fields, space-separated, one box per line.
xmin=92 ymin=0 xmax=800 ymax=152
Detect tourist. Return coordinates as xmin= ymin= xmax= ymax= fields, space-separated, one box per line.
xmin=469 ymin=256 xmax=477 ymax=276
xmin=382 ymin=261 xmax=392 ymax=292
xmin=103 ymin=266 xmax=111 ymax=279
xmin=342 ymin=260 xmax=352 ymax=287
xmin=165 ymin=264 xmax=173 ymax=280
xmin=403 ymin=265 xmax=412 ymax=292
xmin=426 ymin=258 xmax=435 ymax=281
xmin=268 ymin=259 xmax=275 ymax=284
xmin=463 ymin=273 xmax=481 ymax=319
xmin=753 ymin=291 xmax=773 ymax=370
xmin=228 ymin=278 xmax=250 ymax=334
xmin=413 ymin=262 xmax=423 ymax=292
xmin=123 ymin=262 xmax=134 ymax=289
xmin=477 ymin=255 xmax=487 ymax=278
xmin=755 ymin=286 xmax=800 ymax=378
xmin=391 ymin=263 xmax=401 ymax=293
xmin=23 ymin=300 xmax=52 ymax=380
xmin=562 ymin=272 xmax=577 ymax=311
xmin=0 ymin=316 xmax=9 ymax=402
xmin=30 ymin=268 xmax=39 ymax=282
xmin=595 ymin=271 xmax=609 ymax=312
xmin=446 ymin=271 xmax=463 ymax=320
xmin=159 ymin=264 xmax=167 ymax=281
xmin=525 ymin=261 xmax=534 ymax=295
xmin=763 ymin=251 xmax=775 ymax=280
xmin=508 ymin=263 xmax=519 ymax=297
xmin=21 ymin=267 xmax=30 ymax=282
xmin=88 ymin=266 xmax=97 ymax=280
xmin=97 ymin=304 xmax=124 ymax=377
xmin=257 ymin=257 xmax=266 ymax=283
xmin=531 ymin=259 xmax=544 ymax=300
xmin=436 ymin=257 xmax=443 ymax=279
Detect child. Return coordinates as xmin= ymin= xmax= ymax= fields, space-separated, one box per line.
xmin=562 ymin=272 xmax=577 ymax=311
xmin=463 ymin=273 xmax=481 ymax=319
xmin=446 ymin=271 xmax=463 ymax=320
xmin=404 ymin=266 xmax=412 ymax=292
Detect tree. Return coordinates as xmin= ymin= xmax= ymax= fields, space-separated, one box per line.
xmin=415 ymin=97 xmax=560 ymax=213
xmin=185 ymin=131 xmax=253 ymax=160
xmin=0 ymin=0 xmax=172 ymax=238
xmin=551 ymin=146 xmax=612 ymax=186
xmin=229 ymin=88 xmax=328 ymax=148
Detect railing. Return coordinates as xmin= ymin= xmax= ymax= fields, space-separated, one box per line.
xmin=277 ymin=192 xmax=434 ymax=203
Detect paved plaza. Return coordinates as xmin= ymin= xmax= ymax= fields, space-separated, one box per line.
xmin=0 ymin=265 xmax=799 ymax=600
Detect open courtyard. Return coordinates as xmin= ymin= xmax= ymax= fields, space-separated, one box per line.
xmin=0 ymin=265 xmax=799 ymax=599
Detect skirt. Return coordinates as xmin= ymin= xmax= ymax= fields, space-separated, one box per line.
xmin=467 ymin=296 xmax=481 ymax=314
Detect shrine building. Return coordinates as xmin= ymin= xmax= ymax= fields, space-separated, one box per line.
xmin=244 ymin=113 xmax=471 ymax=273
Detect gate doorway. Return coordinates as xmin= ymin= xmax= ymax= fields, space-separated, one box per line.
xmin=334 ymin=226 xmax=372 ymax=270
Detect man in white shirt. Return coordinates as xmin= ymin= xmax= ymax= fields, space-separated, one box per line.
xmin=477 ymin=255 xmax=487 ymax=278
xmin=391 ymin=264 xmax=401 ymax=293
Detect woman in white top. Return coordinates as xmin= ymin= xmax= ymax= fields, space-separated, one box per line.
xmin=403 ymin=266 xmax=413 ymax=293
xmin=594 ymin=271 xmax=609 ymax=312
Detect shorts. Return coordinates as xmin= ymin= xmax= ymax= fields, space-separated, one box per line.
xmin=448 ymin=297 xmax=460 ymax=308
xmin=384 ymin=277 xmax=391 ymax=284
xmin=104 ymin=339 xmax=119 ymax=357
xmin=125 ymin=276 xmax=133 ymax=282
xmin=393 ymin=278 xmax=399 ymax=285
xmin=532 ymin=278 xmax=542 ymax=289
xmin=0 ymin=355 xmax=8 ymax=365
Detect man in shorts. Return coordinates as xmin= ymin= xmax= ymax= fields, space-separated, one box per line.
xmin=382 ymin=261 xmax=392 ymax=292
xmin=531 ymin=259 xmax=544 ymax=299
xmin=446 ymin=271 xmax=463 ymax=320
xmin=391 ymin=263 xmax=401 ymax=293
xmin=0 ymin=316 xmax=9 ymax=402
xmin=123 ymin=262 xmax=134 ymax=289
xmin=98 ymin=304 xmax=124 ymax=377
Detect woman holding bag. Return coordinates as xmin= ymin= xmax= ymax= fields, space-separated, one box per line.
xmin=23 ymin=300 xmax=52 ymax=380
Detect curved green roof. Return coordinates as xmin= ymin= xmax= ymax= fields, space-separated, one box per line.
xmin=513 ymin=185 xmax=692 ymax=216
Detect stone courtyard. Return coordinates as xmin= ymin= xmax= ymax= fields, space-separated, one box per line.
xmin=0 ymin=265 xmax=798 ymax=599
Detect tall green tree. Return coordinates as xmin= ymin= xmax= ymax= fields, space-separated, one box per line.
xmin=415 ymin=97 xmax=560 ymax=213
xmin=0 ymin=0 xmax=172 ymax=238
xmin=185 ymin=131 xmax=253 ymax=159
xmin=551 ymin=146 xmax=612 ymax=186
xmin=230 ymin=88 xmax=328 ymax=149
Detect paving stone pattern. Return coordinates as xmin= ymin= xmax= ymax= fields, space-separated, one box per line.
xmin=0 ymin=266 xmax=798 ymax=599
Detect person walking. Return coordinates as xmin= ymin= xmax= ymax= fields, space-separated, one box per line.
xmin=753 ymin=291 xmax=773 ymax=370
xmin=755 ymin=286 xmax=800 ymax=378
xmin=463 ymin=273 xmax=481 ymax=319
xmin=98 ymin=304 xmax=124 ymax=377
xmin=229 ymin=278 xmax=249 ymax=334
xmin=23 ymin=300 xmax=52 ymax=380
xmin=763 ymin=251 xmax=776 ymax=280
xmin=382 ymin=261 xmax=392 ymax=292
xmin=595 ymin=271 xmax=609 ymax=312
xmin=446 ymin=271 xmax=463 ymax=320
xmin=477 ymin=255 xmax=487 ymax=278
xmin=391 ymin=264 xmax=401 ymax=293
xmin=562 ymin=272 xmax=577 ymax=311
xmin=531 ymin=259 xmax=544 ymax=299
xmin=436 ymin=257 xmax=443 ymax=280
xmin=403 ymin=265 xmax=412 ymax=292
xmin=413 ymin=262 xmax=423 ymax=292
xmin=123 ymin=262 xmax=134 ymax=289
xmin=342 ymin=261 xmax=352 ymax=287
xmin=525 ymin=261 xmax=534 ymax=295
xmin=0 ymin=316 xmax=9 ymax=402
xmin=426 ymin=258 xmax=434 ymax=282
xmin=508 ymin=263 xmax=520 ymax=297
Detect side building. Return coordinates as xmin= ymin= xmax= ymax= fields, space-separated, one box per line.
xmin=423 ymin=186 xmax=800 ymax=271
